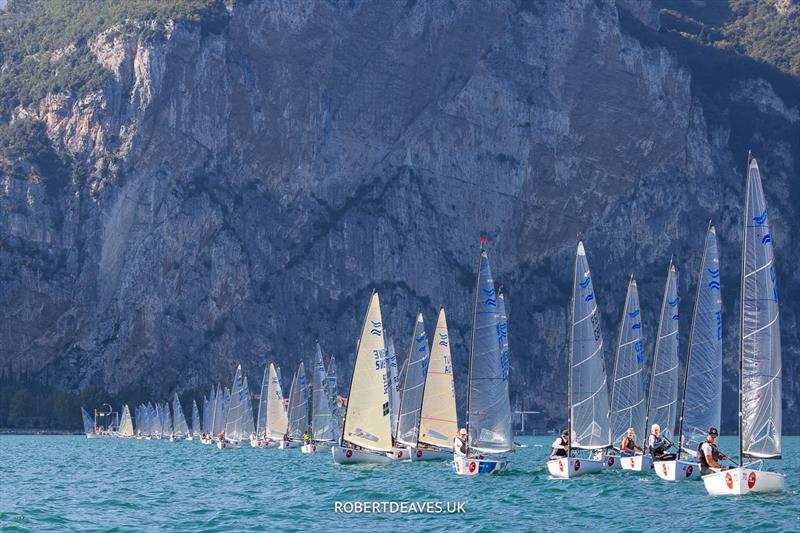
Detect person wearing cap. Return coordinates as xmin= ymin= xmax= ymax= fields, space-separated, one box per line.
xmin=453 ymin=428 xmax=468 ymax=457
xmin=549 ymin=430 xmax=569 ymax=460
xmin=620 ymin=427 xmax=643 ymax=456
xmin=698 ymin=427 xmax=729 ymax=475
xmin=647 ymin=424 xmax=675 ymax=461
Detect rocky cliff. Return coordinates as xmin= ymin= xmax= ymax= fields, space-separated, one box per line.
xmin=1 ymin=0 xmax=798 ymax=433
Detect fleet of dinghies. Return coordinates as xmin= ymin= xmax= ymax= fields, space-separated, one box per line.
xmin=80 ymin=155 xmax=785 ymax=494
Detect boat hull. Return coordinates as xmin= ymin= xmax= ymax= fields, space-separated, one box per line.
xmin=278 ymin=440 xmax=299 ymax=449
xmin=547 ymin=457 xmax=603 ymax=479
xmin=620 ymin=455 xmax=653 ymax=472
xmin=453 ymin=456 xmax=509 ymax=476
xmin=410 ymin=448 xmax=453 ymax=461
xmin=331 ymin=446 xmax=391 ymax=464
xmin=654 ymin=459 xmax=701 ymax=481
xmin=200 ymin=437 xmax=213 ymax=445
xmin=301 ymin=444 xmax=318 ymax=453
xmin=602 ymin=454 xmax=622 ymax=470
xmin=386 ymin=446 xmax=410 ymax=461
xmin=216 ymin=440 xmax=241 ymax=449
xmin=703 ymin=467 xmax=785 ymax=495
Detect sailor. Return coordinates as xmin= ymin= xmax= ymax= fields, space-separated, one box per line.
xmin=620 ymin=427 xmax=643 ymax=456
xmin=453 ymin=428 xmax=468 ymax=457
xmin=549 ymin=429 xmax=569 ymax=460
xmin=303 ymin=431 xmax=310 ymax=444
xmin=698 ymin=427 xmax=729 ymax=475
xmin=218 ymin=431 xmax=225 ymax=442
xmin=647 ymin=424 xmax=676 ymax=461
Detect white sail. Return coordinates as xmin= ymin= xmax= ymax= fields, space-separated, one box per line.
xmin=396 ymin=313 xmax=430 ymax=448
xmin=569 ymin=241 xmax=612 ymax=450
xmin=740 ymin=158 xmax=782 ymax=459
xmin=326 ymin=356 xmax=341 ymax=439
xmin=266 ymin=363 xmax=289 ymax=440
xmin=341 ymin=291 xmax=392 ymax=452
xmin=312 ymin=344 xmax=335 ymax=441
xmin=645 ymin=261 xmax=680 ymax=441
xmin=419 ymin=307 xmax=458 ymax=449
xmin=256 ymin=365 xmax=269 ymax=437
xmin=287 ymin=363 xmax=309 ymax=439
xmin=212 ymin=385 xmax=225 ymax=436
xmin=81 ymin=407 xmax=93 ymax=434
xmin=148 ymin=403 xmax=161 ymax=436
xmin=172 ymin=393 xmax=190 ymax=436
xmin=191 ymin=400 xmax=201 ymax=437
xmin=386 ymin=337 xmax=402 ymax=440
xmin=118 ymin=405 xmax=134 ymax=436
xmin=679 ymin=224 xmax=722 ymax=457
xmin=609 ymin=277 xmax=647 ymax=448
xmin=467 ymin=247 xmax=512 ymax=454
xmin=242 ymin=375 xmax=255 ymax=436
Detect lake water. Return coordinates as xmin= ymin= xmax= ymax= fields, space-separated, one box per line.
xmin=1 ymin=435 xmax=798 ymax=531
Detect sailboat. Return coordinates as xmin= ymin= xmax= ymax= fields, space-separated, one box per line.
xmin=385 ymin=336 xmax=404 ymax=457
xmin=172 ymin=393 xmax=190 ymax=441
xmin=118 ymin=405 xmax=134 ymax=438
xmin=644 ymin=262 xmax=681 ymax=473
xmin=262 ymin=363 xmax=289 ymax=448
xmin=251 ymin=365 xmax=270 ymax=447
xmin=608 ymin=276 xmax=650 ymax=472
xmin=303 ymin=344 xmax=337 ymax=453
xmin=332 ymin=291 xmax=393 ymax=464
xmin=280 ymin=362 xmax=308 ymax=449
xmin=218 ymin=365 xmax=246 ymax=449
xmin=392 ymin=312 xmax=430 ymax=461
xmin=547 ymin=240 xmax=611 ymax=479
xmin=412 ymin=307 xmax=458 ymax=461
xmin=201 ymin=388 xmax=217 ymax=444
xmin=454 ymin=240 xmax=512 ymax=476
xmin=655 ymin=223 xmax=721 ymax=481
xmin=191 ymin=400 xmax=201 ymax=441
xmin=81 ymin=407 xmax=95 ymax=438
xmin=703 ymin=156 xmax=784 ymax=495
xmin=327 ymin=356 xmax=342 ymax=440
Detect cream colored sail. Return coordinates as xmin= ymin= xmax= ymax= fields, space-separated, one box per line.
xmin=118 ymin=405 xmax=134 ymax=437
xmin=342 ymin=291 xmax=392 ymax=452
xmin=266 ymin=363 xmax=289 ymax=440
xmin=419 ymin=307 xmax=458 ymax=449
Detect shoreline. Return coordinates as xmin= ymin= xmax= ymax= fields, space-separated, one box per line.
xmin=0 ymin=429 xmax=82 ymax=435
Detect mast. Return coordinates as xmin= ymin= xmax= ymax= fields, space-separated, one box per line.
xmin=644 ymin=258 xmax=673 ymax=440
xmin=465 ymin=237 xmax=486 ymax=453
xmin=738 ymin=151 xmax=751 ymax=464
xmin=567 ymin=238 xmax=579 ymax=456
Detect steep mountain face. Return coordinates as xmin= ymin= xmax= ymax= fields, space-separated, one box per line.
xmin=1 ymin=0 xmax=798 ymax=432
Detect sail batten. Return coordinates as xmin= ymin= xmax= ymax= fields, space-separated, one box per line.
xmin=740 ymin=158 xmax=782 ymax=460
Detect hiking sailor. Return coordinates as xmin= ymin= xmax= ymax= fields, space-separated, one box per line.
xmin=698 ymin=427 xmax=730 ymax=476
xmin=648 ymin=424 xmax=676 ymax=461
xmin=620 ymin=427 xmax=643 ymax=456
xmin=549 ymin=429 xmax=569 ymax=460
xmin=453 ymin=428 xmax=468 ymax=457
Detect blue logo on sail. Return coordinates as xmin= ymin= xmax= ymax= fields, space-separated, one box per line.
xmin=628 ymin=309 xmax=640 ymax=318
xmin=370 ymin=321 xmax=382 ymax=335
xmin=762 ymin=234 xmax=771 ymax=245
xmin=709 ymin=280 xmax=720 ymax=290
xmin=584 ymin=293 xmax=594 ymax=302
xmin=753 ymin=209 xmax=767 ymax=225
xmin=672 ymin=314 xmax=679 ymax=321
xmin=668 ymin=298 xmax=678 ymax=307
xmin=631 ymin=323 xmax=641 ymax=330
xmin=708 ymin=268 xmax=720 ymax=278
xmin=579 ymin=276 xmax=591 ymax=289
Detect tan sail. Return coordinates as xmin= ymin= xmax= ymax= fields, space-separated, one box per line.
xmin=342 ymin=291 xmax=392 ymax=452
xmin=419 ymin=307 xmax=458 ymax=449
xmin=118 ymin=405 xmax=134 ymax=437
xmin=266 ymin=363 xmax=289 ymax=440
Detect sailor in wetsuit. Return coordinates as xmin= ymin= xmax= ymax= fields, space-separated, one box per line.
xmin=698 ymin=427 xmax=730 ymax=476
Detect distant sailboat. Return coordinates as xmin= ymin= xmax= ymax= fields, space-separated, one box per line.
xmin=219 ymin=365 xmax=246 ymax=448
xmin=609 ymin=276 xmax=650 ymax=472
xmin=191 ymin=400 xmax=201 ymax=441
xmin=547 ymin=240 xmax=611 ymax=478
xmin=81 ymin=407 xmax=95 ymax=438
xmin=454 ymin=240 xmax=512 ymax=476
xmin=303 ymin=344 xmax=336 ymax=453
xmin=332 ymin=291 xmax=393 ymax=464
xmin=704 ymin=156 xmax=785 ymax=495
xmin=118 ymin=405 xmax=134 ymax=438
xmin=392 ymin=312 xmax=430 ymax=461
xmin=252 ymin=365 xmax=270 ymax=447
xmin=656 ymin=223 xmax=721 ymax=481
xmin=172 ymin=393 xmax=190 ymax=440
xmin=281 ymin=362 xmax=308 ymax=449
xmin=263 ymin=363 xmax=289 ymax=448
xmin=413 ymin=307 xmax=458 ymax=461
xmin=326 ymin=356 xmax=341 ymax=439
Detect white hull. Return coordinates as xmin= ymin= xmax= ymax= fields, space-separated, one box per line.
xmin=620 ymin=454 xmax=653 ymax=472
xmin=278 ymin=440 xmax=299 ymax=449
xmin=547 ymin=457 xmax=604 ymax=479
xmin=200 ymin=437 xmax=213 ymax=445
xmin=331 ymin=446 xmax=392 ymax=464
xmin=602 ymin=454 xmax=622 ymax=470
xmin=410 ymin=448 xmax=453 ymax=461
xmin=453 ymin=455 xmax=509 ymax=476
xmin=703 ymin=467 xmax=785 ymax=495
xmin=216 ymin=440 xmax=241 ymax=449
xmin=301 ymin=443 xmax=318 ymax=453
xmin=186 ymin=436 xmax=193 ymax=441
xmin=386 ymin=446 xmax=410 ymax=461
xmin=654 ymin=459 xmax=701 ymax=481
